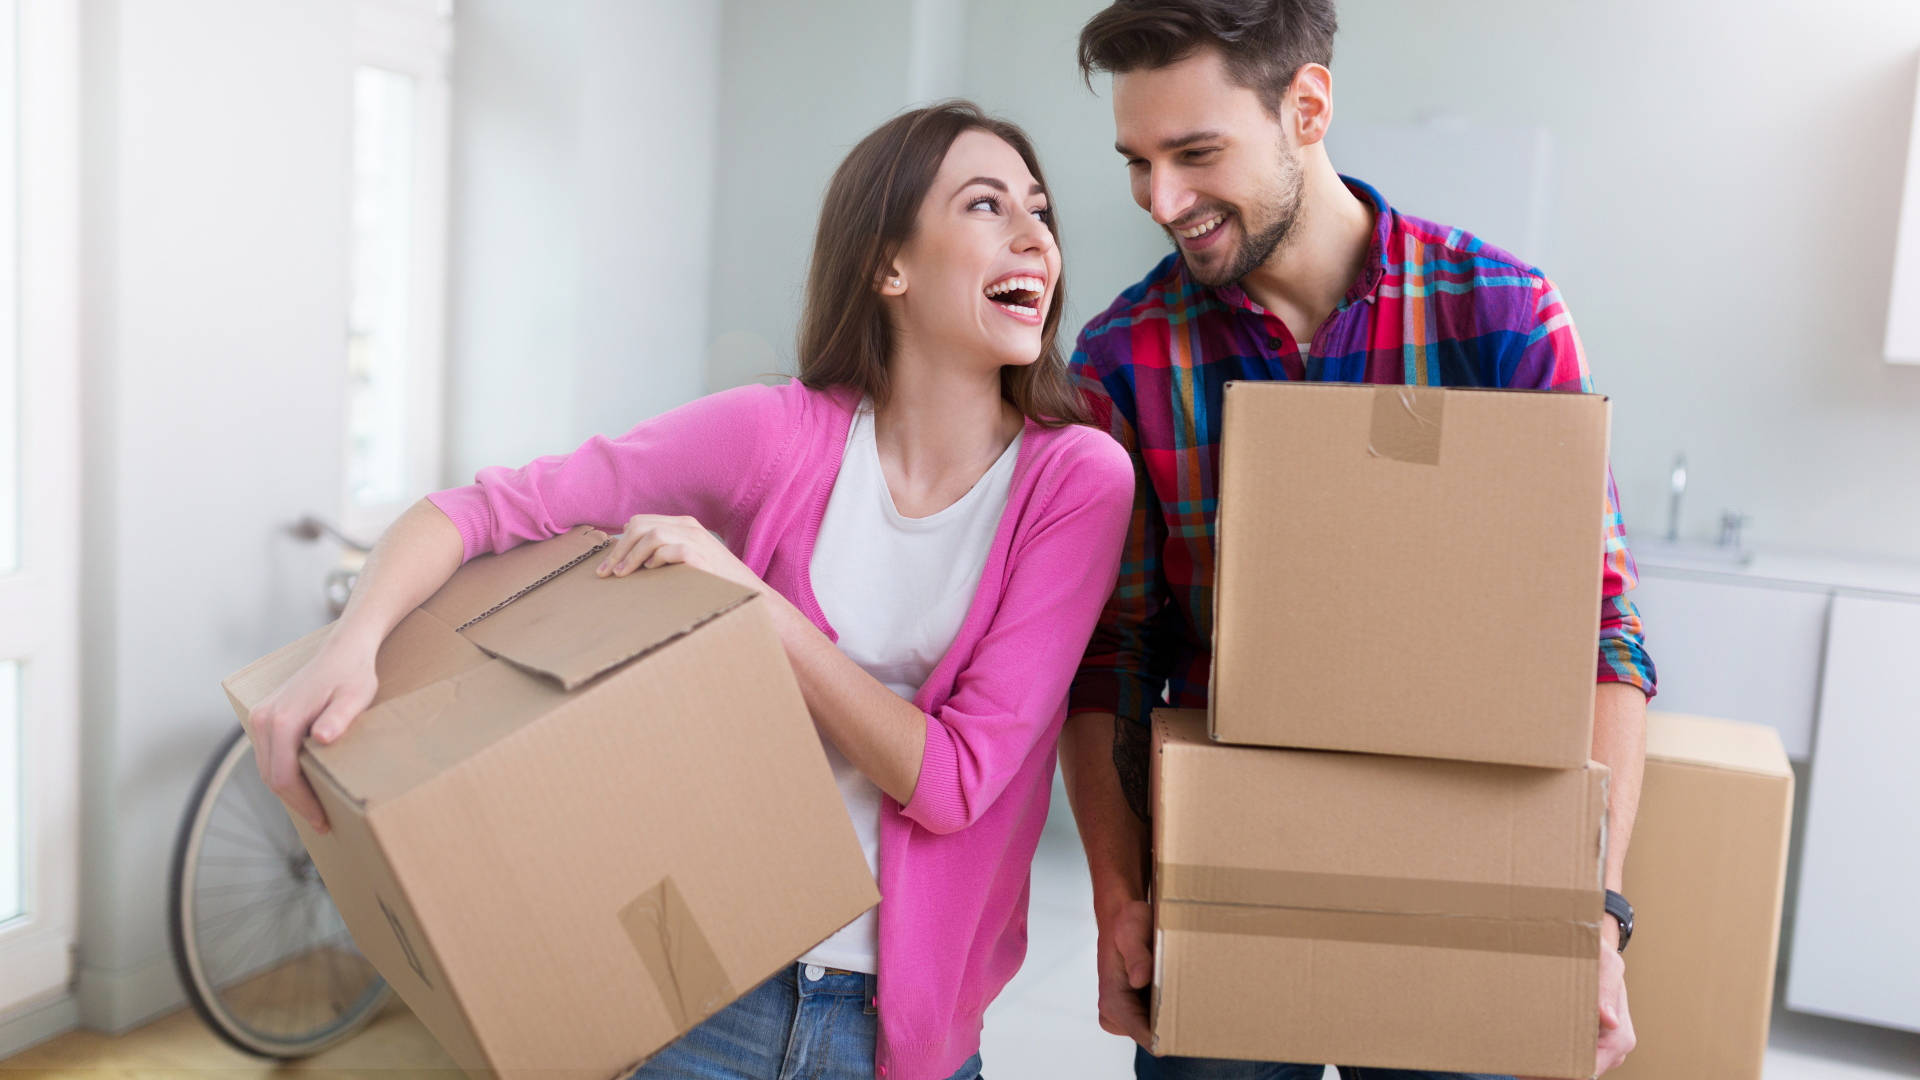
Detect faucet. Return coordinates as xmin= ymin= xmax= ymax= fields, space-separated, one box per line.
xmin=1718 ymin=510 xmax=1750 ymax=549
xmin=1665 ymin=454 xmax=1686 ymax=543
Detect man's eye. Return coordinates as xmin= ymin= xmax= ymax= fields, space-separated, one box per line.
xmin=1185 ymin=148 xmax=1220 ymax=162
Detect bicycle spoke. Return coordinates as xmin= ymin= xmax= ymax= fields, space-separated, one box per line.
xmin=204 ymin=823 xmax=286 ymax=857
xmin=195 ymin=875 xmax=303 ymax=900
xmin=223 ymin=782 xmax=301 ymax=862
xmin=194 ymin=883 xmax=307 ymax=946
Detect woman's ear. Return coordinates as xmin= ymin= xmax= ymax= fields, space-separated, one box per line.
xmin=876 ymin=263 xmax=907 ymax=296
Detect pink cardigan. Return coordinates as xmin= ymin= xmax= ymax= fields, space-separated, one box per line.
xmin=427 ymin=381 xmax=1133 ymax=1080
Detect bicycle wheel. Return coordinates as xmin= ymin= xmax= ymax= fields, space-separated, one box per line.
xmin=168 ymin=724 xmax=392 ymax=1058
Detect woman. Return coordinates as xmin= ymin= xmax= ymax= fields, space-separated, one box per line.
xmin=248 ymin=101 xmax=1133 ymax=1080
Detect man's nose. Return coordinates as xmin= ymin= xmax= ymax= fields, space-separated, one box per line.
xmin=1149 ymin=170 xmax=1195 ymax=227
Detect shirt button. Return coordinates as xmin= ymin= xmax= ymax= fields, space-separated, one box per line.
xmin=804 ymin=964 xmax=825 ymax=981
xmin=1268 ymin=336 xmax=1284 ymax=349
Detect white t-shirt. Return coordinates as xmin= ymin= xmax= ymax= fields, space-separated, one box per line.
xmin=797 ymin=405 xmax=1022 ymax=974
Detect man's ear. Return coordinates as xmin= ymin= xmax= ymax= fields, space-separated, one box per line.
xmin=1286 ymin=63 xmax=1333 ymax=148
xmin=876 ymin=262 xmax=907 ymax=296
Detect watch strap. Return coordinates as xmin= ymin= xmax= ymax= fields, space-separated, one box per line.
xmin=1604 ymin=889 xmax=1634 ymax=952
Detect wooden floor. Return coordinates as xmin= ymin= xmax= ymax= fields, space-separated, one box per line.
xmin=0 ymin=997 xmax=461 ymax=1078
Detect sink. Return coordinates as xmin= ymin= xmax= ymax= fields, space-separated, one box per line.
xmin=1634 ymin=539 xmax=1755 ymax=571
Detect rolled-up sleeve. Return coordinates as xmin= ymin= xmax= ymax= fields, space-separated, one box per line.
xmin=1513 ymin=272 xmax=1657 ymax=698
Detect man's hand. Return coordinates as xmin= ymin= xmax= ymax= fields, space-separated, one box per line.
xmin=1594 ymin=926 xmax=1634 ymax=1075
xmin=1095 ymin=897 xmax=1155 ymax=1048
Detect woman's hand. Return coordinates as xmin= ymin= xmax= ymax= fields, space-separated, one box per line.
xmin=596 ymin=514 xmax=767 ymax=595
xmin=246 ymin=498 xmax=467 ymax=834
xmin=247 ymin=629 xmax=380 ymax=834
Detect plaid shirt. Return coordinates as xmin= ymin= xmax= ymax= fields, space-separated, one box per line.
xmin=1068 ymin=177 xmax=1656 ymax=727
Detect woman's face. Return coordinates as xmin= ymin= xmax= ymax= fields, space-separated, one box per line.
xmin=885 ymin=129 xmax=1060 ymax=374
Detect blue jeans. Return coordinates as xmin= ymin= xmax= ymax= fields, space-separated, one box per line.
xmin=629 ymin=963 xmax=984 ymax=1080
xmin=1135 ymin=1048 xmax=1513 ymax=1080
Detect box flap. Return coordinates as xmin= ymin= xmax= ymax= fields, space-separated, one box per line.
xmin=1646 ymin=711 xmax=1791 ymax=778
xmin=420 ymin=524 xmax=612 ymax=631
xmin=461 ymin=560 xmax=757 ymax=691
xmin=222 ymin=609 xmax=491 ymax=732
xmin=305 ymin=658 xmax=568 ymax=806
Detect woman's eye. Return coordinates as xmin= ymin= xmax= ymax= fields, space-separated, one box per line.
xmin=1032 ymin=206 xmax=1052 ymax=224
xmin=968 ymin=195 xmax=1001 ymax=213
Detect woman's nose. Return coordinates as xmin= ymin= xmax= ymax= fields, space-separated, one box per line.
xmin=1013 ymin=208 xmax=1054 ymax=253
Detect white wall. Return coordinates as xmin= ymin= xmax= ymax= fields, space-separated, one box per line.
xmin=703 ymin=0 xmax=1167 ymax=390
xmin=78 ymin=0 xmax=351 ymax=1031
xmin=446 ymin=0 xmax=721 ymax=483
xmin=703 ymin=0 xmax=912 ymax=390
xmin=1331 ymin=0 xmax=1920 ymax=561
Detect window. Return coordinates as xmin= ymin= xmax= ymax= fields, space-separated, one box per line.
xmin=0 ymin=0 xmax=82 ymax=1014
xmin=343 ymin=0 xmax=450 ymax=540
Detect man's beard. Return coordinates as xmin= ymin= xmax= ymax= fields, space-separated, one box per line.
xmin=1176 ymin=140 xmax=1306 ymax=289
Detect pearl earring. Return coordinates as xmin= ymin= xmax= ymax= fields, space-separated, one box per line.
xmin=891 ymin=278 xmax=901 ymax=287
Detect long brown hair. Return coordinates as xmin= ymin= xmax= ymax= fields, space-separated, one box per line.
xmin=796 ymin=101 xmax=1090 ymax=427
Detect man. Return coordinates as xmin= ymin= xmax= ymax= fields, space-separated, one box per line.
xmin=1059 ymin=2 xmax=1656 ymax=1079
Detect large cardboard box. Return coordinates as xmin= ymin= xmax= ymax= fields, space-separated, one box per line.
xmin=223 ymin=527 xmax=879 ymax=1080
xmin=1609 ymin=712 xmax=1794 ymax=1080
xmin=1210 ymin=381 xmax=1610 ymax=767
xmin=1150 ymin=709 xmax=1608 ymax=1078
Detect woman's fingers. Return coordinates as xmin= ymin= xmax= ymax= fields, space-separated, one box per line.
xmin=264 ymin=705 xmax=331 ymax=833
xmin=596 ymin=519 xmax=647 ymax=576
xmin=642 ymin=542 xmax=697 ymax=570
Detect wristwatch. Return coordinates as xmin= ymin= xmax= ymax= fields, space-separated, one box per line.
xmin=1604 ymin=890 xmax=1634 ymax=952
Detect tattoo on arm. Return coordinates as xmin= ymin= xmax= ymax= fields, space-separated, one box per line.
xmin=1113 ymin=715 xmax=1151 ymax=823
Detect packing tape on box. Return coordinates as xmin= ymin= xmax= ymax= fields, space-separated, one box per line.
xmin=1367 ymin=384 xmax=1445 ymax=465
xmin=1159 ymin=865 xmax=1601 ymax=958
xmin=619 ymin=877 xmax=736 ymax=1032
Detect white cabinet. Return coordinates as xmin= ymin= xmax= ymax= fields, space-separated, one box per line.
xmin=1626 ymin=572 xmax=1829 ymax=758
xmin=1786 ymin=594 xmax=1920 ymax=1032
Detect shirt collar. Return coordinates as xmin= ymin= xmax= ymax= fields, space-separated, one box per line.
xmin=1174 ymin=175 xmax=1395 ymax=314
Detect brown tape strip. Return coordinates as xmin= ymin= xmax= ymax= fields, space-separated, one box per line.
xmin=1160 ymin=865 xmax=1598 ymax=922
xmin=1367 ymin=385 xmax=1445 ymax=465
xmin=1160 ymin=899 xmax=1599 ymax=958
xmin=1159 ymin=865 xmax=1601 ymax=958
xmin=619 ymin=877 xmax=736 ymax=1032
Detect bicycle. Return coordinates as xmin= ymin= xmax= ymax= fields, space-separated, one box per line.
xmin=165 ymin=516 xmax=392 ymax=1058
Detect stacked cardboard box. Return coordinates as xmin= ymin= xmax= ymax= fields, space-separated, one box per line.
xmin=224 ymin=526 xmax=878 ymax=1080
xmin=1152 ymin=382 xmax=1615 ymax=1078
xmin=1609 ymin=712 xmax=1793 ymax=1080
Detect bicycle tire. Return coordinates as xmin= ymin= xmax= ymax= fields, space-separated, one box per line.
xmin=168 ymin=724 xmax=392 ymax=1058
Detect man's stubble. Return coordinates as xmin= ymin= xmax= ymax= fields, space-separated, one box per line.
xmin=1175 ymin=137 xmax=1306 ymax=290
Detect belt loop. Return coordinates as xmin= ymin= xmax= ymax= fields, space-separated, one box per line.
xmin=864 ymin=972 xmax=878 ymax=1015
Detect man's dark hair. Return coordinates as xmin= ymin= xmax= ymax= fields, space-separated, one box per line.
xmin=1078 ymin=0 xmax=1338 ymax=114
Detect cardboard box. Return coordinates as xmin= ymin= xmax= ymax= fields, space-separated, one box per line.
xmin=1210 ymin=381 xmax=1610 ymax=767
xmin=223 ymin=527 xmax=879 ymax=1080
xmin=1150 ymin=709 xmax=1607 ymax=1078
xmin=1609 ymin=712 xmax=1793 ymax=1080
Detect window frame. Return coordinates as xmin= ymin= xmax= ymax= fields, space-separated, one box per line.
xmin=341 ymin=0 xmax=452 ymax=542
xmin=0 ymin=0 xmax=83 ymax=1015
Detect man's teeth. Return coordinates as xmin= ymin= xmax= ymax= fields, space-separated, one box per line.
xmin=984 ymin=276 xmax=1045 ymax=298
xmin=1178 ymin=215 xmax=1225 ymax=240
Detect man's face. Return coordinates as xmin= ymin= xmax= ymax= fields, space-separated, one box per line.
xmin=1112 ymin=49 xmax=1303 ymax=288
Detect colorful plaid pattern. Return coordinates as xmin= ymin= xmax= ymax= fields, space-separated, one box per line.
xmin=1069 ymin=177 xmax=1656 ymax=726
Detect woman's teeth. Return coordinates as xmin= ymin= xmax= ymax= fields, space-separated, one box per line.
xmin=1178 ymin=214 xmax=1225 ymax=240
xmin=984 ymin=275 xmax=1045 ymax=317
